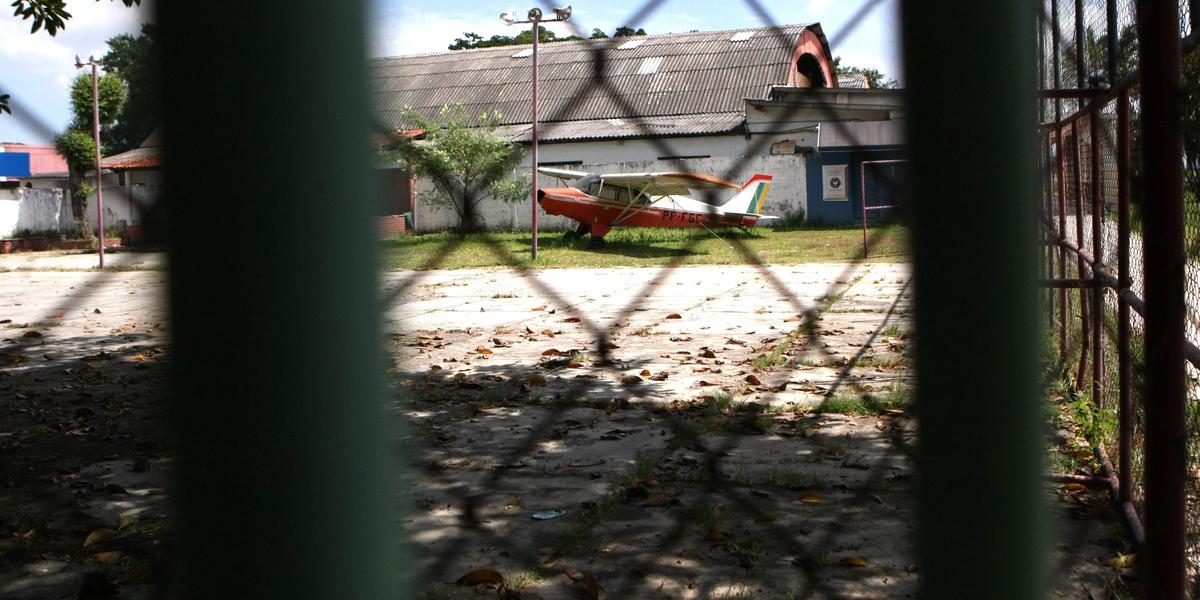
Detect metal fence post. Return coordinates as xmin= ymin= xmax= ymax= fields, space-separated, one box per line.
xmin=1072 ymin=127 xmax=1090 ymax=386
xmin=1116 ymin=89 xmax=1132 ymax=505
xmin=1089 ymin=106 xmax=1103 ymax=411
xmin=901 ymin=1 xmax=1046 ymax=597
xmin=158 ymin=2 xmax=400 ymax=598
xmin=1135 ymin=0 xmax=1188 ymax=596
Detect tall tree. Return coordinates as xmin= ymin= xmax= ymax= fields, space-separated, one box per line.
xmin=449 ymin=26 xmax=644 ymax=50
xmin=612 ymin=26 xmax=646 ymax=37
xmin=103 ymin=23 xmax=160 ymax=152
xmin=54 ymin=72 xmax=126 ymax=238
xmin=833 ymin=56 xmax=898 ymax=89
xmin=382 ymin=107 xmax=527 ymax=233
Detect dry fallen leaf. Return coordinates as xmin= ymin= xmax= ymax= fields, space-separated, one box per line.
xmin=800 ymin=493 xmax=822 ymax=505
xmin=705 ymin=529 xmax=727 ymax=541
xmin=94 ymin=551 xmax=122 ymax=563
xmin=699 ymin=349 xmax=717 ymax=358
xmin=1106 ymin=553 xmax=1136 ymax=569
xmin=455 ymin=568 xmax=505 ymax=586
xmin=1062 ymin=482 xmax=1088 ymax=493
xmin=528 ymin=374 xmax=548 ymax=385
xmin=118 ymin=514 xmax=136 ymax=530
xmin=542 ymin=348 xmax=564 ymax=356
xmin=83 ymin=528 xmax=117 ymax=547
xmin=665 ymin=313 xmax=682 ymax=320
xmin=531 ymin=305 xmax=547 ymax=311
xmin=475 ymin=346 xmax=493 ymax=355
xmin=584 ymin=573 xmax=604 ymax=600
xmin=840 ymin=556 xmax=868 ymax=568
xmin=563 ymin=317 xmax=582 ymax=323
xmin=744 ymin=374 xmax=762 ymax=385
xmin=639 ymin=369 xmax=652 ymax=377
xmin=755 ymin=511 xmax=778 ymax=522
xmin=563 ymin=566 xmax=585 ymax=582
xmin=621 ymin=375 xmax=643 ymax=385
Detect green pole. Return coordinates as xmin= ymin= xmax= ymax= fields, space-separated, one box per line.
xmin=158 ymin=2 xmax=400 ymax=597
xmin=900 ymin=2 xmax=1047 ymax=598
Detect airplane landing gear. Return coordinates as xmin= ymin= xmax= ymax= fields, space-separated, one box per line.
xmin=564 ymin=223 xmax=591 ymax=243
xmin=588 ymin=236 xmax=606 ymax=249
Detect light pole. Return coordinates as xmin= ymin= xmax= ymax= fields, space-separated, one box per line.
xmin=501 ymin=5 xmax=571 ymax=260
xmin=75 ymin=54 xmax=106 ymax=268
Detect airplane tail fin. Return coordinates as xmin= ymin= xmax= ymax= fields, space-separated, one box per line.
xmin=719 ymin=174 xmax=773 ymax=215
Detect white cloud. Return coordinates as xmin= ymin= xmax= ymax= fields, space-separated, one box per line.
xmin=0 ymin=1 xmax=148 ymax=142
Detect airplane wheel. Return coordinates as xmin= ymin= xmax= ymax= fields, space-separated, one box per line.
xmin=588 ymin=236 xmax=606 ymax=250
xmin=563 ymin=230 xmax=578 ymax=242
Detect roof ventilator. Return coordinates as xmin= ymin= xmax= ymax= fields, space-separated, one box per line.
xmin=511 ymin=48 xmax=533 ymax=58
xmin=729 ymin=31 xmax=754 ymax=42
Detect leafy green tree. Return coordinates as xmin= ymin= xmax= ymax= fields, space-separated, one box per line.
xmin=833 ymin=56 xmax=898 ymax=89
xmin=449 ymin=26 xmax=644 ymax=50
xmin=383 ymin=107 xmax=528 ymax=233
xmin=69 ymin=72 xmax=127 ymax=133
xmin=1184 ymin=51 xmax=1200 ymax=209
xmin=9 ymin=0 xmax=139 ymax=35
xmin=54 ymin=72 xmax=126 ymax=238
xmin=102 ymin=23 xmax=159 ymax=153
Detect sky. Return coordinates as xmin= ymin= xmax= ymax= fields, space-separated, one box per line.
xmin=0 ymin=0 xmax=900 ymax=144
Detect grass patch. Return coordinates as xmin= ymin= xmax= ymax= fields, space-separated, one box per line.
xmin=382 ymin=226 xmax=906 ymax=270
xmin=817 ymin=387 xmax=911 ymax=415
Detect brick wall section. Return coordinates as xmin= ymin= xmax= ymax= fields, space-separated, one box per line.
xmin=378 ymin=214 xmax=407 ymax=239
xmin=0 ymin=238 xmax=123 ymax=253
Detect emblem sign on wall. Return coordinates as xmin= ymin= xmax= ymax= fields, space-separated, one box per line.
xmin=822 ymin=164 xmax=848 ymax=201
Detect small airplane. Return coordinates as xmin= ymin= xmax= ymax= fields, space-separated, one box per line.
xmin=536 ymin=168 xmax=776 ymax=248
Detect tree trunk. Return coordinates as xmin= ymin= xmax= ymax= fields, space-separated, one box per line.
xmin=67 ymin=165 xmax=94 ymax=240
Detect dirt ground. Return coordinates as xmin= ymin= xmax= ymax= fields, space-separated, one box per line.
xmin=0 ymin=258 xmax=1133 ymax=598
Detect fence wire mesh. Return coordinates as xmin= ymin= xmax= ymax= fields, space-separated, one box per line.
xmin=0 ymin=0 xmax=1196 ymax=597
xmin=1041 ymin=0 xmax=1200 ymax=592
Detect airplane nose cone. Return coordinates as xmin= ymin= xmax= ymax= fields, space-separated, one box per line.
xmin=537 ymin=189 xmax=545 ymax=205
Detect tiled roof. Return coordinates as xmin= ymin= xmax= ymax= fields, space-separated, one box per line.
xmin=102 ymin=145 xmax=159 ymax=170
xmin=370 ymin=24 xmax=829 ymax=139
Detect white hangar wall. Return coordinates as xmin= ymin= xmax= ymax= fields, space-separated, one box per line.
xmin=411 ymin=131 xmax=813 ymax=233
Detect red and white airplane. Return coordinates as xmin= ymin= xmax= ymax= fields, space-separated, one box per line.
xmin=536 ymin=167 xmax=776 ymax=248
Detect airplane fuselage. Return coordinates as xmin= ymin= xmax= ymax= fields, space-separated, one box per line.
xmin=537 ymin=187 xmax=758 ymax=237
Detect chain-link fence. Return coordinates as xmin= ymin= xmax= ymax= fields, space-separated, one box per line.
xmin=1 ymin=0 xmax=1196 ymax=597
xmin=1041 ymin=0 xmax=1199 ymax=594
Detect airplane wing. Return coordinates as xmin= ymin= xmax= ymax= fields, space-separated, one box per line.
xmin=724 ymin=212 xmax=780 ymax=221
xmin=537 ymin=167 xmax=592 ymax=180
xmin=598 ymin=172 xmax=740 ymax=196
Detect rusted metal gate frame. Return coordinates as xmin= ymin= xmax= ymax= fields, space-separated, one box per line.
xmin=858 ymin=158 xmax=907 ymax=258
xmin=1038 ymin=1 xmax=1194 ymax=595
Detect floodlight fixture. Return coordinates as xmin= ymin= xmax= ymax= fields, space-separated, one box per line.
xmin=527 ymin=7 xmax=542 ymax=21
xmin=553 ymin=6 xmax=571 ymax=21
xmin=499 ymin=10 xmax=515 ymax=25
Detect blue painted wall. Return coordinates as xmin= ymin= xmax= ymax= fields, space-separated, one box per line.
xmin=805 ymin=145 xmax=906 ymax=225
xmin=0 ymin=152 xmax=31 ymax=177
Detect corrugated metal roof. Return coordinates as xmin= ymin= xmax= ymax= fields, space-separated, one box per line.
xmin=370 ymin=24 xmax=822 ymax=133
xmin=493 ymin=112 xmax=745 ymax=143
